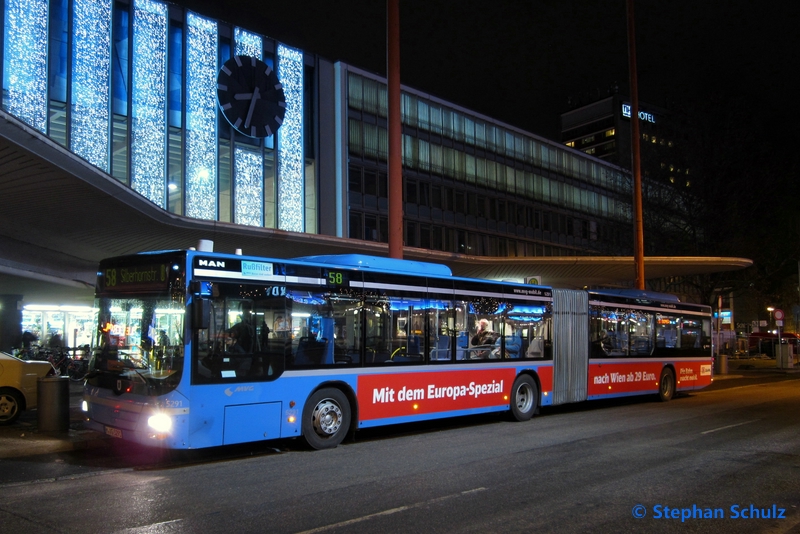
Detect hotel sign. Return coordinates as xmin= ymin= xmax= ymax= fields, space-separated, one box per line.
xmin=621 ymin=103 xmax=656 ymax=123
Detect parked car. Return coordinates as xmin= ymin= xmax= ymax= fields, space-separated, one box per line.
xmin=0 ymin=351 xmax=55 ymax=425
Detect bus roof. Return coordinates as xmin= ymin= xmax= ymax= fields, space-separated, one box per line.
xmin=590 ymin=288 xmax=681 ymax=302
xmin=292 ymin=254 xmax=453 ymax=277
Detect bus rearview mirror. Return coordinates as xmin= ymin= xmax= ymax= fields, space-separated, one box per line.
xmin=192 ymin=298 xmax=210 ymax=329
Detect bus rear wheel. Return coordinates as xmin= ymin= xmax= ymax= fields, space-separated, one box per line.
xmin=658 ymin=367 xmax=675 ymax=402
xmin=510 ymin=375 xmax=538 ymax=421
xmin=302 ymin=388 xmax=351 ymax=450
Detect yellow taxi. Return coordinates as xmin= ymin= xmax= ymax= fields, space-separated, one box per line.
xmin=0 ymin=351 xmax=55 ymax=425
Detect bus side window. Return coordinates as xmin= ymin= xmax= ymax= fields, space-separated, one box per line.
xmin=629 ymin=311 xmax=653 ymax=356
xmin=331 ymin=296 xmax=360 ymax=364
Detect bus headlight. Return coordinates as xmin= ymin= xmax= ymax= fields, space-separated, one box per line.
xmin=81 ymin=400 xmax=89 ymax=412
xmin=147 ymin=413 xmax=173 ymax=433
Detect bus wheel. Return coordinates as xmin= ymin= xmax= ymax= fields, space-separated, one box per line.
xmin=510 ymin=375 xmax=538 ymax=421
xmin=658 ymin=367 xmax=675 ymax=402
xmin=302 ymin=388 xmax=351 ymax=450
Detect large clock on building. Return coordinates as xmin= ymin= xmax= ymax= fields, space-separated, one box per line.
xmin=217 ymin=55 xmax=286 ymax=138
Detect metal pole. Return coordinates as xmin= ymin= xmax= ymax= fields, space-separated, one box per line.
xmin=715 ymin=294 xmax=727 ymax=374
xmin=387 ymin=0 xmax=403 ymax=259
xmin=626 ymin=0 xmax=645 ymax=289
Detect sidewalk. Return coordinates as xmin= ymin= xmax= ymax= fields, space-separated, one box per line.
xmin=0 ymin=380 xmax=108 ymax=459
xmin=724 ymin=354 xmax=800 ymax=373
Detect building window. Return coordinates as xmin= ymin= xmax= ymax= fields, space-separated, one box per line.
xmin=431 ymin=185 xmax=442 ymax=210
xmin=431 ymin=226 xmax=443 ymax=250
xmin=419 ymin=224 xmax=430 ymax=249
xmin=405 ymin=180 xmax=418 ymax=204
xmin=378 ymin=172 xmax=388 ymax=201
xmin=349 ymin=212 xmax=362 ymax=239
xmin=405 ymin=221 xmax=417 ymax=247
xmin=364 ymin=214 xmax=378 ymax=241
xmin=542 ymin=211 xmax=551 ymax=232
xmin=364 ymin=170 xmax=377 ymax=196
xmin=349 ymin=165 xmax=362 ymax=193
xmin=454 ymin=190 xmax=466 ymax=214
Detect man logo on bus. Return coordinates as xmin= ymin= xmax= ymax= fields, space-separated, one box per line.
xmin=198 ymin=259 xmax=225 ymax=268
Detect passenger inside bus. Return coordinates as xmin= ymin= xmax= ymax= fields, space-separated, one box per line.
xmin=470 ymin=319 xmax=497 ymax=358
xmin=226 ymin=321 xmax=253 ymax=353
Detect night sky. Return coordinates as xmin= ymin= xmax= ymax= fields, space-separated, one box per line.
xmin=176 ymin=0 xmax=798 ymax=146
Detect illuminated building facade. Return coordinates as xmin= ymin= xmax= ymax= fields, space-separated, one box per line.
xmin=3 ymin=0 xmax=307 ymax=231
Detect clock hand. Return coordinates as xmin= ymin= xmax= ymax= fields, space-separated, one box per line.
xmin=244 ymin=86 xmax=261 ymax=129
xmin=233 ymin=93 xmax=253 ymax=100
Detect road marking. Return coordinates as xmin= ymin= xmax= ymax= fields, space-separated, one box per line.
xmin=701 ymin=420 xmax=758 ymax=435
xmin=120 ymin=519 xmax=184 ymax=532
xmin=295 ymin=487 xmax=488 ymax=534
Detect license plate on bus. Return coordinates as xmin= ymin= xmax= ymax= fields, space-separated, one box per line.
xmin=105 ymin=426 xmax=123 ymax=439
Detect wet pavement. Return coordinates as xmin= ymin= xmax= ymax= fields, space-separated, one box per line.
xmin=1 ymin=360 xmax=797 ymax=459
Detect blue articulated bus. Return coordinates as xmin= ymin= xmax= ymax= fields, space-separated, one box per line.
xmin=82 ymin=246 xmax=712 ymax=449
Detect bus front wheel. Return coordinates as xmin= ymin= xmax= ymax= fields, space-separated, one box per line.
xmin=510 ymin=375 xmax=538 ymax=421
xmin=302 ymin=388 xmax=351 ymax=450
xmin=658 ymin=367 xmax=675 ymax=402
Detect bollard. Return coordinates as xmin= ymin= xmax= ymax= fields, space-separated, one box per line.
xmin=37 ymin=376 xmax=70 ymax=432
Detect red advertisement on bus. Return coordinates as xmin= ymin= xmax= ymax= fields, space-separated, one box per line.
xmin=588 ymin=360 xmax=711 ymax=397
xmin=358 ymin=368 xmax=516 ymax=420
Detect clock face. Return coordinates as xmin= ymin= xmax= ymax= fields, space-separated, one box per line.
xmin=217 ymin=55 xmax=287 ymax=138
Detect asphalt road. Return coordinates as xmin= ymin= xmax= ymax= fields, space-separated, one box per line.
xmin=1 ymin=373 xmax=799 ymax=533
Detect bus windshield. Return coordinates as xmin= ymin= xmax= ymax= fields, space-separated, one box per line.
xmin=88 ymin=295 xmax=185 ymax=395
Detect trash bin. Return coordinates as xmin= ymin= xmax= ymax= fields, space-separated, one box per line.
xmin=37 ymin=376 xmax=70 ymax=432
xmin=714 ymin=352 xmax=728 ymax=375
